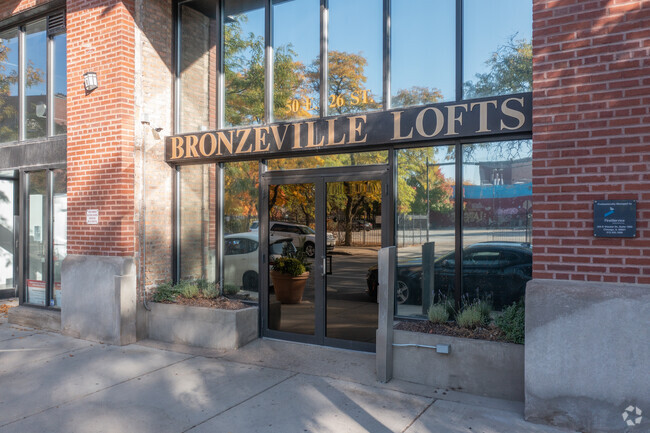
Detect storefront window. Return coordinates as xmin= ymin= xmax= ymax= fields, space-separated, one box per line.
xmin=327 ymin=0 xmax=382 ymax=115
xmin=179 ymin=1 xmax=217 ymax=133
xmin=463 ymin=0 xmax=532 ymax=98
xmin=0 ymin=29 xmax=19 ymax=143
xmin=25 ymin=20 xmax=47 ymax=140
xmin=224 ymin=0 xmax=265 ymax=127
xmin=179 ymin=164 xmax=216 ymax=281
xmin=52 ymin=169 xmax=66 ymax=307
xmin=26 ymin=171 xmax=47 ymax=305
xmin=52 ymin=33 xmax=67 ymax=135
xmin=223 ymin=161 xmax=259 ymax=299
xmin=0 ymin=171 xmax=16 ymax=293
xmin=462 ymin=140 xmax=532 ymax=312
xmin=273 ymin=0 xmax=320 ymax=121
xmin=391 ymin=0 xmax=455 ymax=107
xmin=395 ymin=146 xmax=456 ymax=317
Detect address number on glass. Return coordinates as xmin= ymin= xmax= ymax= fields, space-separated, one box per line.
xmin=286 ymin=90 xmax=376 ymax=113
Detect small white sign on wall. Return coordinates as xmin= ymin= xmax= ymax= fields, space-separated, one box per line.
xmin=86 ymin=209 xmax=99 ymax=225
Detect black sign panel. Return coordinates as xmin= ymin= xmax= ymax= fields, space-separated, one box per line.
xmin=166 ymin=93 xmax=532 ymax=164
xmin=593 ymin=200 xmax=636 ymax=238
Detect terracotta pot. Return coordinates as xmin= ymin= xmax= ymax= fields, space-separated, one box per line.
xmin=270 ymin=270 xmax=310 ymax=304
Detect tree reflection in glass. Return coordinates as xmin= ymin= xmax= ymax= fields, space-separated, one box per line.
xmin=0 ymin=30 xmax=19 ymax=143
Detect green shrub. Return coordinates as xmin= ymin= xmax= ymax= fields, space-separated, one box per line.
xmin=496 ymin=300 xmax=525 ymax=344
xmin=201 ymin=282 xmax=219 ymax=298
xmin=427 ymin=303 xmax=449 ymax=324
xmin=223 ymin=284 xmax=240 ymax=295
xmin=152 ymin=281 xmax=180 ymax=303
xmin=456 ymin=304 xmax=484 ymax=329
xmin=272 ymin=257 xmax=306 ymax=277
xmin=177 ymin=280 xmax=200 ymax=299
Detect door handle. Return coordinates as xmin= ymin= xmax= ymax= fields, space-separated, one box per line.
xmin=322 ymin=256 xmax=326 ymax=277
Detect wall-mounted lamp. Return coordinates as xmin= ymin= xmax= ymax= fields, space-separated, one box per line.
xmin=83 ymin=72 xmax=98 ymax=92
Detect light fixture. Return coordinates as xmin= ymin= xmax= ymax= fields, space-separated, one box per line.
xmin=83 ymin=72 xmax=98 ymax=92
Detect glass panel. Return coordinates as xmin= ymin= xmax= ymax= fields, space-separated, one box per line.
xmin=395 ymin=146 xmax=456 ymax=317
xmin=223 ymin=161 xmax=259 ymax=301
xmin=179 ymin=164 xmax=216 ymax=281
xmin=180 ymin=1 xmax=218 ymax=133
xmin=391 ymin=0 xmax=455 ymax=107
xmin=224 ymin=0 xmax=265 ymax=127
xmin=326 ymin=180 xmax=380 ymax=343
xmin=52 ymin=169 xmax=66 ymax=307
xmin=463 ymin=0 xmax=532 ymax=98
xmin=52 ymin=33 xmax=67 ymax=135
xmin=0 ymin=28 xmax=19 ymax=143
xmin=268 ymin=183 xmax=315 ymax=335
xmin=328 ymin=0 xmax=382 ymax=114
xmin=267 ymin=151 xmax=388 ymax=171
xmin=273 ymin=0 xmax=319 ymax=121
xmin=462 ymin=140 xmax=532 ymax=312
xmin=0 ymin=178 xmax=15 ymax=292
xmin=25 ymin=20 xmax=48 ymax=140
xmin=27 ymin=171 xmax=47 ymax=305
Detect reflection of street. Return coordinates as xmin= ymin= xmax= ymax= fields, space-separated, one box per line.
xmin=270 ymin=246 xmax=379 ymax=343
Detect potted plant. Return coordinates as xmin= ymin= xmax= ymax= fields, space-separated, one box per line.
xmin=270 ymin=247 xmax=311 ymax=304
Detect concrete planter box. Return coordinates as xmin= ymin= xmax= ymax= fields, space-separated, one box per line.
xmin=392 ymin=329 xmax=524 ymax=401
xmin=147 ymin=302 xmax=258 ymax=350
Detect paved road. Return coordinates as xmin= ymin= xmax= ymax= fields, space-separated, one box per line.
xmin=0 ymin=318 xmax=577 ymax=433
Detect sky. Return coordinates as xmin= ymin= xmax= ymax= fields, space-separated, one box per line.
xmin=237 ymin=0 xmax=532 ymax=102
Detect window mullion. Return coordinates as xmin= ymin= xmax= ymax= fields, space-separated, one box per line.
xmin=18 ymin=26 xmax=25 ymax=141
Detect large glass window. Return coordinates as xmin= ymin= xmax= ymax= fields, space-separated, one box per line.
xmin=395 ymin=146 xmax=456 ymax=317
xmin=328 ymin=0 xmax=383 ymax=115
xmin=26 ymin=171 xmax=47 ymax=305
xmin=52 ymin=33 xmax=67 ymax=135
xmin=179 ymin=164 xmax=216 ymax=281
xmin=25 ymin=20 xmax=48 ymax=140
xmin=224 ymin=0 xmax=265 ymax=127
xmin=463 ymin=0 xmax=532 ymax=98
xmin=272 ymin=0 xmax=320 ymax=121
xmin=223 ymin=161 xmax=259 ymax=300
xmin=0 ymin=171 xmax=16 ymax=294
xmin=179 ymin=1 xmax=217 ymax=133
xmin=0 ymin=29 xmax=19 ymax=142
xmin=52 ymin=169 xmax=66 ymax=307
xmin=462 ymin=140 xmax=532 ymax=312
xmin=391 ymin=0 xmax=455 ymax=107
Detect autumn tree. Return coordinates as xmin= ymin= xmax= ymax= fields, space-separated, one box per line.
xmin=392 ymin=86 xmax=443 ymax=108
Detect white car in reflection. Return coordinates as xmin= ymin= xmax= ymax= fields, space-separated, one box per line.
xmin=224 ymin=232 xmax=296 ymax=291
xmin=269 ymin=221 xmax=335 ymax=258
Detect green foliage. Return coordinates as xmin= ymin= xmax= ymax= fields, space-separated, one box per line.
xmin=177 ymin=280 xmax=200 ymax=299
xmin=198 ymin=280 xmax=219 ymax=298
xmin=427 ymin=303 xmax=449 ymax=324
xmin=456 ymin=304 xmax=484 ymax=329
xmin=461 ymin=291 xmax=492 ymax=325
xmin=496 ymin=300 xmax=525 ymax=344
xmin=152 ymin=281 xmax=180 ymax=303
xmin=223 ymin=284 xmax=240 ymax=295
xmin=272 ymin=257 xmax=306 ymax=277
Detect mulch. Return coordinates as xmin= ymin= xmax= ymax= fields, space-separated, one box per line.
xmin=394 ymin=320 xmax=508 ymax=342
xmin=160 ymin=295 xmax=248 ymax=310
xmin=0 ymin=304 xmax=13 ymax=317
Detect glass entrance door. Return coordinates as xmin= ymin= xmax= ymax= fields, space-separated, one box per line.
xmin=0 ymin=171 xmax=17 ymax=298
xmin=262 ymin=168 xmax=388 ymax=352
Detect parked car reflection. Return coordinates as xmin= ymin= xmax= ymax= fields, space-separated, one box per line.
xmin=224 ymin=232 xmax=296 ymax=291
xmin=366 ymin=242 xmax=532 ymax=309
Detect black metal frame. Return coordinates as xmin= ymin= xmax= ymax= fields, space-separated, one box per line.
xmin=260 ymin=164 xmax=391 ymax=352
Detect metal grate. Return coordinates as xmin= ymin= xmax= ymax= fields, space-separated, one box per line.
xmin=47 ymin=12 xmax=65 ymax=36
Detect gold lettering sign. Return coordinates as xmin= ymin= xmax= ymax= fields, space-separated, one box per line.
xmin=166 ymin=93 xmax=531 ymax=163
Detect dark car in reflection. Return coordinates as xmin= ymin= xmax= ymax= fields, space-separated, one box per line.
xmin=366 ymin=242 xmax=532 ymax=309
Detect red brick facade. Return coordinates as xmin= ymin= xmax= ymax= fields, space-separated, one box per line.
xmin=532 ymin=0 xmax=650 ymax=284
xmin=0 ymin=0 xmax=52 ymax=20
xmin=66 ymin=0 xmax=137 ymax=256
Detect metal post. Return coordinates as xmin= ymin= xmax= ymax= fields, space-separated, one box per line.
xmin=426 ymin=157 xmax=430 ymax=243
xmin=376 ymin=246 xmax=395 ymax=383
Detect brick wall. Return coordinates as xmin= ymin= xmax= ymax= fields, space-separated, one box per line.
xmin=532 ymin=0 xmax=650 ymax=284
xmin=135 ymin=0 xmax=174 ymax=294
xmin=66 ymin=0 xmax=136 ymax=256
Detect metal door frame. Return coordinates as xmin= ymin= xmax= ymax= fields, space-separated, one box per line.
xmin=260 ymin=164 xmax=391 ymax=352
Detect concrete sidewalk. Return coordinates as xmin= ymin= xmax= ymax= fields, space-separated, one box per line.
xmin=0 ymin=320 xmax=577 ymax=433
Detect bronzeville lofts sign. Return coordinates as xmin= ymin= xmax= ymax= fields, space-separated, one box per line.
xmin=166 ymin=93 xmax=532 ymax=163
